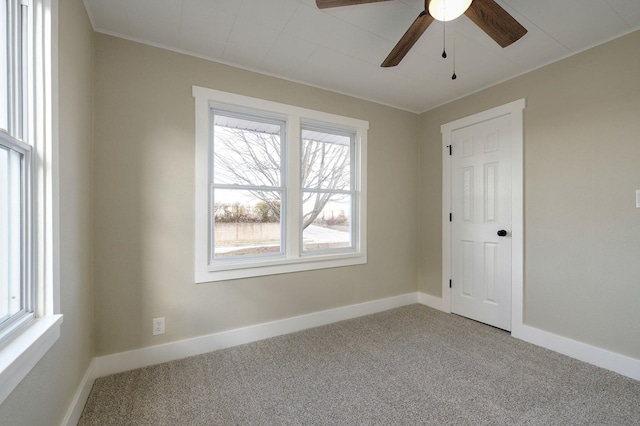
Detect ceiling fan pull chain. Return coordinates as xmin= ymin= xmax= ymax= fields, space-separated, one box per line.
xmin=452 ymin=30 xmax=457 ymax=80
xmin=442 ymin=0 xmax=447 ymax=58
xmin=442 ymin=19 xmax=447 ymax=56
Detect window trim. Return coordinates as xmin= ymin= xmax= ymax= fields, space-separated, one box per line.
xmin=0 ymin=0 xmax=61 ymax=405
xmin=193 ymin=86 xmax=368 ymax=282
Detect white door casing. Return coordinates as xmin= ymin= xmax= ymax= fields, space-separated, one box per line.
xmin=442 ymin=99 xmax=525 ymax=333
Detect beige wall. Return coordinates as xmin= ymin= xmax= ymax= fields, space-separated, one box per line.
xmin=0 ymin=0 xmax=94 ymax=423
xmin=92 ymin=34 xmax=420 ymax=356
xmin=419 ymin=30 xmax=640 ymax=359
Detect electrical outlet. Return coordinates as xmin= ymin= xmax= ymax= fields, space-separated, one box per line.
xmin=153 ymin=317 xmax=165 ymax=335
xmin=636 ymin=190 xmax=640 ymax=208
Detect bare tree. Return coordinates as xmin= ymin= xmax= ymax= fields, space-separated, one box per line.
xmin=214 ymin=126 xmax=350 ymax=229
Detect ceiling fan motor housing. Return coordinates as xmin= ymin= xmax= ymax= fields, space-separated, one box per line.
xmin=427 ymin=0 xmax=474 ymax=22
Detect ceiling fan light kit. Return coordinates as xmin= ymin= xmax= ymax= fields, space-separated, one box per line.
xmin=316 ymin=0 xmax=527 ymax=68
xmin=428 ymin=0 xmax=473 ymax=22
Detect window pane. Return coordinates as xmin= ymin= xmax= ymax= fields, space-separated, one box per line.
xmin=213 ymin=114 xmax=282 ymax=187
xmin=302 ymin=192 xmax=351 ymax=252
xmin=0 ymin=145 xmax=23 ymax=324
xmin=301 ymin=129 xmax=351 ymax=191
xmin=212 ymin=188 xmax=282 ymax=259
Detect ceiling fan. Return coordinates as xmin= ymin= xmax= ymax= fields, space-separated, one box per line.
xmin=316 ymin=0 xmax=527 ymax=67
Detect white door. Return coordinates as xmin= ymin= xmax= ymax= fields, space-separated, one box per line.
xmin=450 ymin=114 xmax=512 ymax=331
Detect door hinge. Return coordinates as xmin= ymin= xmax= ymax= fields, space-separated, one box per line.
xmin=447 ymin=145 xmax=452 ymax=156
xmin=449 ymin=279 xmax=452 ymax=289
xmin=449 ymin=213 xmax=452 ymax=222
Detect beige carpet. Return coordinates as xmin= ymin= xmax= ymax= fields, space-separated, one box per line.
xmin=79 ymin=305 xmax=640 ymax=425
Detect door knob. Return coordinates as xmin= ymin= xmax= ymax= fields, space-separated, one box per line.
xmin=497 ymin=230 xmax=508 ymax=237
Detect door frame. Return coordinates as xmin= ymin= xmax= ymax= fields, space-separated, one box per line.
xmin=442 ymin=99 xmax=525 ymax=335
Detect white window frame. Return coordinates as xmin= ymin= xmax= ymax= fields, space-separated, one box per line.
xmin=0 ymin=0 xmax=62 ymax=405
xmin=194 ymin=86 xmax=368 ymax=282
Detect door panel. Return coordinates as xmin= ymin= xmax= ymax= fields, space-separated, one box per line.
xmin=451 ymin=115 xmax=512 ymax=331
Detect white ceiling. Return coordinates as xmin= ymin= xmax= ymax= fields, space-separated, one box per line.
xmin=83 ymin=0 xmax=640 ymax=113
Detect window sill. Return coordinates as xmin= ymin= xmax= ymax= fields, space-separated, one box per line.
xmin=0 ymin=314 xmax=63 ymax=404
xmin=196 ymin=252 xmax=367 ymax=283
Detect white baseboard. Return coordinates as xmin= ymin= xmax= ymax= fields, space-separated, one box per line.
xmin=62 ymin=359 xmax=96 ymax=426
xmin=417 ymin=292 xmax=448 ymax=312
xmin=92 ymin=292 xmax=419 ymax=379
xmin=514 ymin=324 xmax=640 ymax=381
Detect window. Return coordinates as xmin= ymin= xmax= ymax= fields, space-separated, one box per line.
xmin=1 ymin=0 xmax=33 ymax=342
xmin=0 ymin=0 xmax=61 ymax=405
xmin=301 ymin=126 xmax=355 ymax=253
xmin=211 ymin=112 xmax=285 ymax=260
xmin=194 ymin=86 xmax=368 ymax=282
xmin=0 ymin=134 xmax=33 ymax=340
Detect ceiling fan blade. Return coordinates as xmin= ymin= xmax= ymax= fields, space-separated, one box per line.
xmin=465 ymin=0 xmax=527 ymax=47
xmin=316 ymin=0 xmax=393 ymax=9
xmin=381 ymin=11 xmax=434 ymax=67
